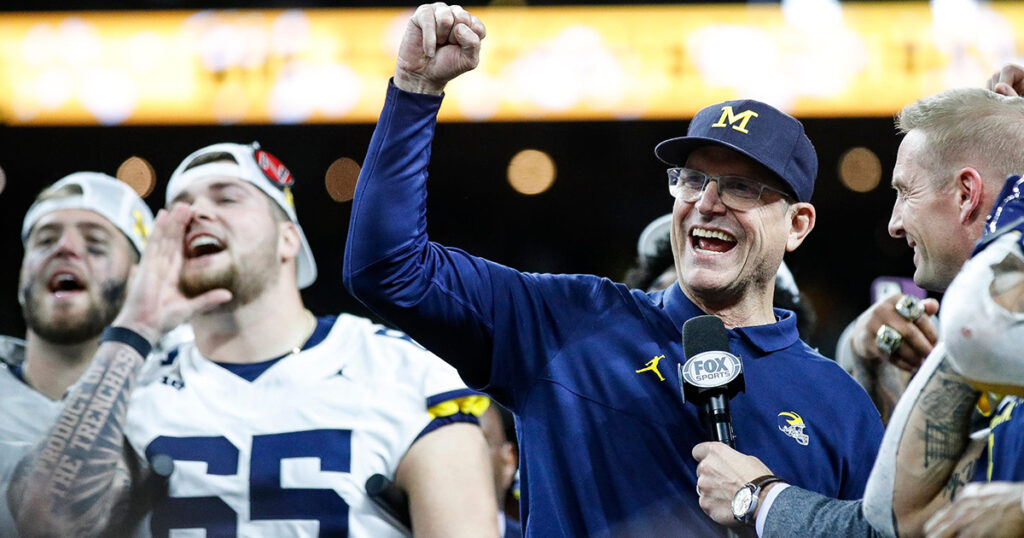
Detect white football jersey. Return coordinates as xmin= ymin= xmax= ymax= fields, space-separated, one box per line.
xmin=0 ymin=336 xmax=63 ymax=537
xmin=125 ymin=314 xmax=477 ymax=538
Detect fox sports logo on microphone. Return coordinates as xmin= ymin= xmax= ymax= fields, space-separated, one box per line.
xmin=680 ymin=352 xmax=742 ymax=388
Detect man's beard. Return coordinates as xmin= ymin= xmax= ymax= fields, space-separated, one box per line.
xmin=21 ymin=279 xmax=126 ymax=345
xmin=179 ymin=241 xmax=278 ymax=307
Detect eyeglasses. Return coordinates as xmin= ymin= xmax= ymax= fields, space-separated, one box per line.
xmin=667 ymin=167 xmax=791 ymax=211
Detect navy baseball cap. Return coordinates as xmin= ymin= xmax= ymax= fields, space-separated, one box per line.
xmin=654 ymin=99 xmax=817 ymax=202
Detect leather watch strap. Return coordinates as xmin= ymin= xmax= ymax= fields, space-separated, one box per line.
xmin=749 ymin=474 xmax=783 ymax=490
xmin=739 ymin=475 xmax=784 ymax=526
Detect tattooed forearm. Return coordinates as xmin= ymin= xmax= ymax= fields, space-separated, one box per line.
xmin=916 ymin=369 xmax=979 ymax=469
xmin=920 ymin=375 xmax=979 ymax=420
xmin=7 ymin=344 xmax=143 ymax=538
xmin=886 ymin=352 xmax=983 ymax=536
xmin=848 ymin=358 xmax=882 ymax=406
xmin=843 ymin=346 xmax=912 ymax=425
xmin=942 ymin=456 xmax=978 ymax=501
xmin=876 ymin=363 xmax=911 ymax=425
xmin=922 ymin=419 xmax=962 ymax=468
xmin=847 ymin=354 xmax=888 ymax=415
xmin=903 ymin=358 xmax=980 ymax=487
xmin=919 ymin=379 xmax=977 ymax=472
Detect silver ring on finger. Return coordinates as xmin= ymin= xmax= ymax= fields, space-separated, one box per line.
xmin=876 ymin=324 xmax=903 ymax=355
xmin=895 ymin=294 xmax=925 ymax=321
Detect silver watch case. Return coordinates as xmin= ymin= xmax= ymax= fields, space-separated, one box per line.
xmin=731 ymin=482 xmax=759 ymax=526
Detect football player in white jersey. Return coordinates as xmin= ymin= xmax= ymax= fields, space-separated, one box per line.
xmin=0 ymin=172 xmax=154 ymax=536
xmin=9 ymin=143 xmax=498 ymax=537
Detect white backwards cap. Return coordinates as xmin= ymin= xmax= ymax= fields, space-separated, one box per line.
xmin=166 ymin=142 xmax=317 ymax=289
xmin=22 ymin=172 xmax=154 ymax=255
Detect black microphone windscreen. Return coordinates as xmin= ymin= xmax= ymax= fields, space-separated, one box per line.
xmin=682 ymin=315 xmax=729 ymax=357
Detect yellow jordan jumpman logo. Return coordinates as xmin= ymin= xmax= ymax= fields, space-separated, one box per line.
xmin=635 ymin=355 xmax=665 ymax=382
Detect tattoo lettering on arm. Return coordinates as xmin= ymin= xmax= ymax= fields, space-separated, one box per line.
xmin=8 ymin=345 xmax=145 ymax=538
xmin=941 ymin=456 xmax=978 ymax=501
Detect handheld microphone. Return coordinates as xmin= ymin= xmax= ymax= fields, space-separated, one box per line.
xmin=365 ymin=473 xmax=412 ymax=531
xmin=679 ymin=315 xmax=745 ymax=447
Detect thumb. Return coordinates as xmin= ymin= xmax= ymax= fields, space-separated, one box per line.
xmin=692 ymin=441 xmax=711 ymax=461
xmin=923 ymin=297 xmax=940 ymax=316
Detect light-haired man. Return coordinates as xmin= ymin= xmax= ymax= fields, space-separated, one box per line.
xmin=0 ymin=172 xmax=154 ymax=535
xmin=834 ymin=83 xmax=1024 ymax=420
xmin=888 ymin=64 xmax=1024 ymax=538
xmin=901 ymin=174 xmax=1024 ymax=538
xmin=9 ymin=143 xmax=498 ymax=537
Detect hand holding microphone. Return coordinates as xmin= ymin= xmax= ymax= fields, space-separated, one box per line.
xmin=679 ymin=315 xmax=745 ymax=447
xmin=683 ymin=316 xmax=778 ymax=535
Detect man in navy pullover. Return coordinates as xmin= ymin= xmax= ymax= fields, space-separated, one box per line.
xmin=344 ymin=4 xmax=883 ymax=536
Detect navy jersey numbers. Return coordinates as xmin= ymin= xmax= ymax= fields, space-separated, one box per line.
xmin=146 ymin=429 xmax=353 ymax=537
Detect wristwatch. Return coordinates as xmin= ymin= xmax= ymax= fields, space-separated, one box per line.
xmin=731 ymin=475 xmax=784 ymax=526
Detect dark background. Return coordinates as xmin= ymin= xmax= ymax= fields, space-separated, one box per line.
xmin=0 ymin=1 xmax=920 ymax=356
xmin=0 ymin=116 xmax=911 ymax=356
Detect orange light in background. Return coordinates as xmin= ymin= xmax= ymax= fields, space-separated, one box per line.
xmin=838 ymin=146 xmax=882 ymax=193
xmin=507 ymin=149 xmax=556 ymax=195
xmin=117 ymin=156 xmax=156 ymax=198
xmin=325 ymin=157 xmax=361 ymax=202
xmin=3 ymin=4 xmax=1024 ymax=125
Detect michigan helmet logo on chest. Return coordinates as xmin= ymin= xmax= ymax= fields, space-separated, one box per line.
xmin=778 ymin=411 xmax=810 ymax=446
